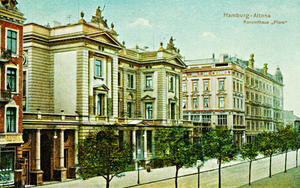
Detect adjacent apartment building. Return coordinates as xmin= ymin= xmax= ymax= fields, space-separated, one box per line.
xmin=183 ymin=54 xmax=284 ymax=144
xmin=0 ymin=1 xmax=25 ymax=187
xmin=21 ymin=7 xmax=189 ymax=185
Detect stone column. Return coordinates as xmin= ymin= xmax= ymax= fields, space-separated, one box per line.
xmin=132 ymin=130 xmax=137 ymax=169
xmin=112 ymin=55 xmax=119 ymax=119
xmin=30 ymin=129 xmax=43 ymax=185
xmin=60 ymin=130 xmax=64 ymax=168
xmin=144 ymin=130 xmax=147 ymax=161
xmin=73 ymin=129 xmax=79 ymax=178
xmin=36 ymin=129 xmax=41 ymax=170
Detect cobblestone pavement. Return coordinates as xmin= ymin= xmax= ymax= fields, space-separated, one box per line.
xmin=30 ymin=150 xmax=299 ymax=188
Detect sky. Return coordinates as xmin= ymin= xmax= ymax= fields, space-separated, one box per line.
xmin=18 ymin=0 xmax=300 ymax=116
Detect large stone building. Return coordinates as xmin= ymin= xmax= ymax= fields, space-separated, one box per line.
xmin=22 ymin=7 xmax=189 ymax=185
xmin=183 ymin=54 xmax=284 ymax=144
xmin=183 ymin=54 xmax=246 ymax=146
xmin=0 ymin=1 xmax=25 ymax=187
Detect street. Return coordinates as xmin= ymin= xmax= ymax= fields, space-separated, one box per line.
xmin=31 ymin=150 xmax=299 ymax=188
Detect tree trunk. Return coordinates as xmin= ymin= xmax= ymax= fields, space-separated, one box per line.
xmin=248 ymin=160 xmax=252 ymax=185
xmin=269 ymin=155 xmax=272 ymax=178
xmin=296 ymin=149 xmax=298 ymax=168
xmin=175 ymin=166 xmax=179 ymax=188
xmin=284 ymin=150 xmax=288 ymax=173
xmin=218 ymin=158 xmax=222 ymax=188
xmin=106 ymin=177 xmax=110 ymax=188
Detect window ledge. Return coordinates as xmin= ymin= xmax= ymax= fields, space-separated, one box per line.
xmin=144 ymin=88 xmax=153 ymax=91
xmin=94 ymin=76 xmax=104 ymax=80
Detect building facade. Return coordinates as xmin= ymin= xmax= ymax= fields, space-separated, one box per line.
xmin=22 ymin=7 xmax=189 ymax=185
xmin=0 ymin=1 xmax=25 ymax=187
xmin=183 ymin=54 xmax=284 ymax=144
xmin=183 ymin=54 xmax=246 ymax=146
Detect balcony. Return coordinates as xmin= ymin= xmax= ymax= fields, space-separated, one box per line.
xmin=0 ymin=90 xmax=11 ymax=103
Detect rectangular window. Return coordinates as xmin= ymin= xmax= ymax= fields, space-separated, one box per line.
xmin=0 ymin=148 xmax=15 ymax=185
xmin=94 ymin=59 xmax=102 ymax=77
xmin=193 ymin=81 xmax=198 ymax=91
xmin=204 ymin=80 xmax=209 ymax=91
xmin=183 ymin=98 xmax=186 ymax=109
xmin=145 ymin=102 xmax=152 ymax=119
xmin=127 ymin=74 xmax=135 ymax=88
xmin=118 ymin=72 xmax=121 ymax=86
xmin=169 ymin=76 xmax=174 ymax=91
xmin=7 ymin=30 xmax=17 ymax=54
xmin=234 ymin=98 xmax=236 ymax=108
xmin=219 ymin=79 xmax=224 ymax=90
xmin=182 ymin=82 xmax=186 ymax=92
xmin=217 ymin=115 xmax=227 ymax=125
xmin=193 ymin=98 xmax=198 ymax=109
xmin=171 ymin=103 xmax=176 ymax=119
xmin=202 ymin=115 xmax=211 ymax=123
xmin=233 ymin=81 xmax=236 ymax=91
xmin=204 ymin=97 xmax=209 ymax=108
xmin=219 ymin=96 xmax=224 ymax=108
xmin=127 ymin=102 xmax=132 ymax=118
xmin=7 ymin=68 xmax=17 ymax=92
xmin=97 ymin=94 xmax=105 ymax=116
xmin=145 ymin=75 xmax=152 ymax=88
xmin=147 ymin=131 xmax=152 ymax=153
xmin=23 ymin=71 xmax=27 ymax=111
xmin=237 ymin=98 xmax=240 ymax=109
xmin=6 ymin=107 xmax=17 ymax=132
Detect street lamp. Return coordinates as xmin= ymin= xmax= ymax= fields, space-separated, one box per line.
xmin=137 ymin=160 xmax=141 ymax=184
xmin=197 ymin=160 xmax=201 ymax=188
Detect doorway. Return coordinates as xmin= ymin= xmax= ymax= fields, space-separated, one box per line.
xmin=41 ymin=134 xmax=52 ymax=181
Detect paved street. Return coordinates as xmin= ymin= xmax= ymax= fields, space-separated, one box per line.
xmin=31 ymin=150 xmax=299 ymax=188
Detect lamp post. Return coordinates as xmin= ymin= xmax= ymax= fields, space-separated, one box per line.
xmin=137 ymin=160 xmax=140 ymax=184
xmin=197 ymin=160 xmax=201 ymax=188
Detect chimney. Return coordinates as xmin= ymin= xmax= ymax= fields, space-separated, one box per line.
xmin=249 ymin=54 xmax=254 ymax=69
xmin=212 ymin=53 xmax=215 ymax=59
xmin=264 ymin=64 xmax=268 ymax=74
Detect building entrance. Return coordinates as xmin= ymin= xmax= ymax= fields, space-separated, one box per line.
xmin=41 ymin=134 xmax=52 ymax=181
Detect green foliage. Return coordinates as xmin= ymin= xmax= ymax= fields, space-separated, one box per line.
xmin=277 ymin=125 xmax=294 ymax=152
xmin=292 ymin=129 xmax=300 ymax=150
xmin=240 ymin=142 xmax=259 ymax=161
xmin=203 ymin=128 xmax=238 ymax=162
xmin=256 ymin=131 xmax=279 ymax=156
xmin=78 ymin=127 xmax=132 ymax=184
xmin=155 ymin=127 xmax=202 ymax=168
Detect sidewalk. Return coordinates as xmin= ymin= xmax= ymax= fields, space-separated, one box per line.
xmin=31 ymin=150 xmax=299 ymax=188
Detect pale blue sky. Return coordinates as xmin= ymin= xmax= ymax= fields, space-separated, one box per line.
xmin=19 ymin=0 xmax=300 ymax=116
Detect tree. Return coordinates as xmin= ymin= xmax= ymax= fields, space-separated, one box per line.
xmin=155 ymin=127 xmax=202 ymax=188
xmin=292 ymin=129 xmax=300 ymax=167
xmin=78 ymin=127 xmax=132 ymax=188
xmin=203 ymin=128 xmax=238 ymax=188
xmin=240 ymin=142 xmax=259 ymax=185
xmin=256 ymin=131 xmax=279 ymax=178
xmin=277 ymin=125 xmax=294 ymax=173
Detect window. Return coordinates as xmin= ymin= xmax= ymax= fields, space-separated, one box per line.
xmin=192 ymin=81 xmax=198 ymax=91
xmin=147 ymin=131 xmax=152 ymax=153
xmin=94 ymin=59 xmax=102 ymax=77
xmin=127 ymin=74 xmax=135 ymax=88
xmin=118 ymin=72 xmax=121 ymax=86
xmin=0 ymin=148 xmax=15 ymax=185
xmin=182 ymin=82 xmax=186 ymax=92
xmin=6 ymin=107 xmax=17 ymax=133
xmin=145 ymin=75 xmax=152 ymax=88
xmin=219 ymin=79 xmax=224 ymax=90
xmin=237 ymin=98 xmax=240 ymax=109
xmin=97 ymin=94 xmax=105 ymax=116
xmin=7 ymin=30 xmax=17 ymax=54
xmin=219 ymin=96 xmax=224 ymax=108
xmin=193 ymin=98 xmax=198 ymax=109
xmin=217 ymin=115 xmax=227 ymax=125
xmin=145 ymin=102 xmax=152 ymax=119
xmin=233 ymin=81 xmax=236 ymax=91
xmin=204 ymin=97 xmax=209 ymax=108
xmin=127 ymin=102 xmax=132 ymax=118
xmin=233 ymin=98 xmax=236 ymax=108
xmin=23 ymin=71 xmax=27 ymax=111
xmin=7 ymin=68 xmax=17 ymax=92
xmin=169 ymin=76 xmax=174 ymax=91
xmin=203 ymin=80 xmax=209 ymax=91
xmin=183 ymin=98 xmax=186 ymax=109
xmin=202 ymin=115 xmax=211 ymax=123
xmin=170 ymin=103 xmax=176 ymax=119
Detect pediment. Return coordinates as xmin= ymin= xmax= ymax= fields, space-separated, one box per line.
xmin=141 ymin=95 xmax=155 ymax=101
xmin=88 ymin=32 xmax=122 ymax=48
xmin=167 ymin=57 xmax=187 ymax=68
xmin=94 ymin=83 xmax=109 ymax=91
